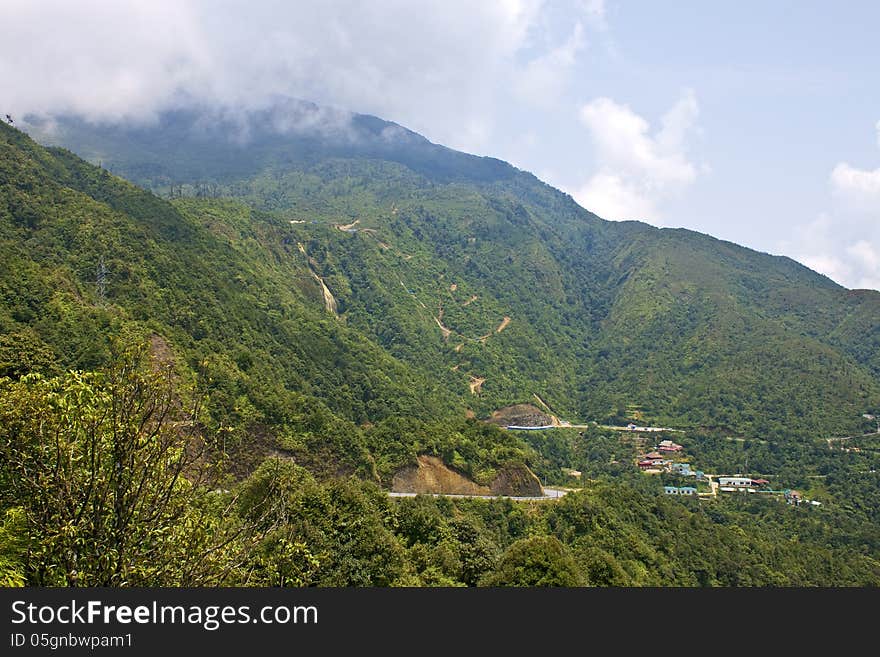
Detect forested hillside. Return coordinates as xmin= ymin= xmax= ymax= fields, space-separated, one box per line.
xmin=26 ymin=106 xmax=880 ymax=440
xmin=2 ymin=108 xmax=879 ymax=587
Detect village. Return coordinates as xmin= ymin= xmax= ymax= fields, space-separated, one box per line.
xmin=636 ymin=438 xmax=820 ymax=506
xmin=498 ymin=406 xmax=828 ymax=508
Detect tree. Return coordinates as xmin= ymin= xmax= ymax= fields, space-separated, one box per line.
xmin=452 ymin=517 xmax=497 ymax=586
xmin=0 ymin=329 xmax=59 ymax=379
xmin=236 ymin=458 xmax=406 ymax=586
xmin=480 ymin=535 xmax=586 ymax=587
xmin=0 ymin=341 xmax=230 ymax=585
xmin=0 ymin=507 xmax=26 ymax=586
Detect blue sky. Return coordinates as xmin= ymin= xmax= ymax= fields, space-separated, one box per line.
xmin=488 ymin=1 xmax=880 ymax=290
xmin=3 ymin=1 xmax=878 ymax=288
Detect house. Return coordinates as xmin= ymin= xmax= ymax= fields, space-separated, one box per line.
xmin=657 ymin=439 xmax=683 ymax=452
xmin=785 ymin=490 xmax=803 ymax=505
xmin=642 ymin=452 xmax=664 ymax=460
xmin=638 ymin=460 xmax=659 ymax=470
xmin=752 ymin=478 xmax=770 ymax=486
xmin=669 ymin=463 xmax=692 ymax=476
xmin=664 ymin=486 xmax=697 ymax=496
xmin=718 ymin=476 xmax=754 ymax=488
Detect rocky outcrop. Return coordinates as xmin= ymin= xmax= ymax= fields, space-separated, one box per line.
xmin=391 ymin=455 xmax=544 ymax=497
xmin=491 ymin=463 xmax=544 ymax=497
xmin=485 ymin=404 xmax=554 ymax=428
xmin=392 ymin=456 xmax=491 ymax=495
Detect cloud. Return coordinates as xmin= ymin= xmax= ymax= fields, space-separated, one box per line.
xmin=2 ymin=1 xmax=209 ymax=122
xmin=828 ymin=119 xmax=880 ymax=216
xmin=514 ymin=23 xmax=585 ymax=108
xmin=0 ymin=0 xmax=605 ymax=155
xmin=793 ymin=217 xmax=880 ymax=291
xmin=581 ymin=0 xmax=608 ymax=32
xmin=571 ymin=90 xmax=702 ymax=223
xmin=574 ymin=172 xmax=658 ymax=222
xmin=788 ymin=124 xmax=880 ymax=291
xmin=830 ymin=163 xmax=880 ymax=210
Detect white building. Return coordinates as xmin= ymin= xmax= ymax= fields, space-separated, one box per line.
xmin=718 ymin=476 xmax=754 ymax=488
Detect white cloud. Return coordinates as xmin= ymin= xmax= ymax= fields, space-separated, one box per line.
xmin=848 ymin=239 xmax=880 ymax=281
xmin=575 ymin=172 xmax=659 ymax=223
xmin=799 ymin=253 xmax=848 ymax=284
xmin=793 ymin=218 xmax=880 ymax=291
xmin=0 ymin=0 xmax=605 ymax=155
xmin=1 ymin=1 xmax=209 ymax=122
xmin=514 ymin=23 xmax=585 ymax=108
xmin=830 ymin=163 xmax=880 ymax=210
xmin=829 ymin=120 xmax=880 ymax=214
xmin=788 ymin=123 xmax=880 ymax=291
xmin=571 ymin=90 xmax=702 ymax=223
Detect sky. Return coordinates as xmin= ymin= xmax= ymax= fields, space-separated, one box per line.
xmin=2 ymin=0 xmax=879 ymax=290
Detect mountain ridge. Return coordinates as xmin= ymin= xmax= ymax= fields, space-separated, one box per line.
xmin=4 ymin=108 xmax=879 ymax=445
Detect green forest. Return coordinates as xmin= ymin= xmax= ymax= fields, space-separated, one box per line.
xmin=1 ymin=112 xmax=879 ymax=586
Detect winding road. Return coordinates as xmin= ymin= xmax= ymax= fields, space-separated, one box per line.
xmin=388 ymin=487 xmax=570 ymax=502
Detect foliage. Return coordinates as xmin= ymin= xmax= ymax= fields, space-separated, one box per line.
xmin=480 ymin=535 xmax=585 ymax=586
xmin=0 ymin=342 xmax=230 ymax=585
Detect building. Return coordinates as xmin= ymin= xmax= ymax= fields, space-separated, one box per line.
xmin=669 ymin=463 xmax=692 ymax=476
xmin=664 ymin=486 xmax=697 ymax=496
xmin=718 ymin=476 xmax=754 ymax=488
xmin=657 ymin=439 xmax=683 ymax=452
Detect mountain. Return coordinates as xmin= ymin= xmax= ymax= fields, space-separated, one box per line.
xmin=19 ymin=103 xmax=880 ymax=443
xmin=3 ymin=105 xmax=880 ymax=587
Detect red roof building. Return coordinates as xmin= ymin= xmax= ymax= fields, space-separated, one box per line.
xmin=657 ymin=440 xmax=683 ymax=452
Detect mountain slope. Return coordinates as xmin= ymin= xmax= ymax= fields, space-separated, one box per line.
xmin=11 ymin=106 xmax=880 ymax=445
xmin=2 ymin=121 xmax=507 ymax=482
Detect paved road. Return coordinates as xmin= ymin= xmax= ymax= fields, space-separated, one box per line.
xmin=702 ymin=474 xmax=719 ymax=497
xmin=388 ymin=487 xmax=570 ymax=501
xmin=506 ymin=422 xmax=681 ymax=432
xmin=599 ymin=424 xmax=683 ymax=433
